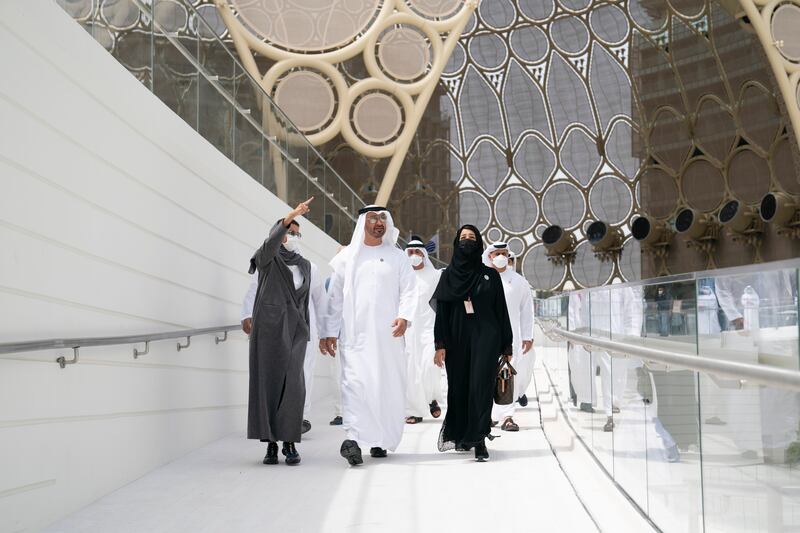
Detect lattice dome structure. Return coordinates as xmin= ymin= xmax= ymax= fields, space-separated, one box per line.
xmin=62 ymin=0 xmax=800 ymax=290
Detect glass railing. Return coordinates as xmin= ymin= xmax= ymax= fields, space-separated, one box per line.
xmin=534 ymin=259 xmax=800 ymax=533
xmin=56 ymin=0 xmax=365 ymax=244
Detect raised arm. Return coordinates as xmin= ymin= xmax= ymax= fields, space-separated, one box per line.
xmin=248 ymin=198 xmax=313 ymax=274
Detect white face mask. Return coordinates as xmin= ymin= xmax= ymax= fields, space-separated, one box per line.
xmin=409 ymin=254 xmax=424 ymax=267
xmin=284 ymin=236 xmax=300 ymax=253
xmin=492 ymin=254 xmax=509 ymax=269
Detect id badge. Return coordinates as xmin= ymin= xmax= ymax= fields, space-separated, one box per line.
xmin=464 ymin=299 xmax=475 ymax=314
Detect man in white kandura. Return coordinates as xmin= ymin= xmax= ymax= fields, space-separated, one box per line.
xmin=484 ymin=242 xmax=534 ymax=432
xmin=320 ymin=206 xmax=417 ymax=466
xmin=404 ymin=238 xmax=444 ymax=425
xmin=507 ymin=251 xmax=536 ymax=409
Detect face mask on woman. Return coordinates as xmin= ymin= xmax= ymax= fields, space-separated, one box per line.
xmin=408 ymin=254 xmax=424 ymax=267
xmin=492 ymin=255 xmax=509 ymax=269
xmin=459 ymin=239 xmax=479 ymax=253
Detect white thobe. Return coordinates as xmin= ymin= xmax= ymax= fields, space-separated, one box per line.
xmin=323 ymin=245 xmax=417 ymax=451
xmin=492 ymin=269 xmax=534 ymax=421
xmin=405 ymin=265 xmax=443 ymax=418
xmin=242 ymin=263 xmax=326 ymax=419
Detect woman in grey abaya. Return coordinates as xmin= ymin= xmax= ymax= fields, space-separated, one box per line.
xmin=248 ymin=198 xmax=314 ymax=465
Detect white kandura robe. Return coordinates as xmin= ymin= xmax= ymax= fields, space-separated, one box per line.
xmin=324 ymin=244 xmax=417 ymax=451
xmin=405 ymin=264 xmax=444 ymax=418
xmin=492 ymin=268 xmax=534 ymax=421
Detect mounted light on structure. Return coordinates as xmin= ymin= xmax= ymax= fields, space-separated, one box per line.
xmin=760 ymin=192 xmax=800 ymax=238
xmin=676 ymin=207 xmax=720 ymax=268
xmin=586 ymin=220 xmax=623 ymax=262
xmin=542 ymin=225 xmax=576 ymax=266
xmin=719 ymin=199 xmax=764 ymax=257
xmin=631 ymin=215 xmax=671 ymax=275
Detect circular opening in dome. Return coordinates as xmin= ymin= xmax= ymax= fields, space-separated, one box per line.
xmin=761 ymin=193 xmax=777 ymax=221
xmin=631 ymin=217 xmax=651 ymax=241
xmin=675 ymin=208 xmax=694 ymax=233
xmin=719 ymin=200 xmax=739 ymax=224
xmin=542 ymin=225 xmax=563 ymax=245
xmin=587 ymin=221 xmax=607 ymax=244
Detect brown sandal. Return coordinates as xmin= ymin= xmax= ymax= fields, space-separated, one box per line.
xmin=501 ymin=418 xmax=520 ymax=432
xmin=405 ymin=416 xmax=423 ymax=424
xmin=429 ymin=401 xmax=442 ymax=418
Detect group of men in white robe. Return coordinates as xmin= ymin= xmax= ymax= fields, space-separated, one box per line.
xmin=242 ymin=204 xmax=538 ymax=466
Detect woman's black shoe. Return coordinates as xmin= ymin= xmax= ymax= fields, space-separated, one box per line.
xmin=282 ymin=442 xmax=301 ymax=465
xmin=474 ymin=441 xmax=489 ymax=462
xmin=263 ymin=442 xmax=278 ymax=465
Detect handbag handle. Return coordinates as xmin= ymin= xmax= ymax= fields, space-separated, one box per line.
xmin=496 ymin=357 xmax=517 ymax=376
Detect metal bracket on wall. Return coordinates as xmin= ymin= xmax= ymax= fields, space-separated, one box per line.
xmin=133 ymin=341 xmax=150 ymax=359
xmin=215 ymin=331 xmax=228 ymax=345
xmin=177 ymin=336 xmax=191 ymax=352
xmin=56 ymin=347 xmax=79 ymax=369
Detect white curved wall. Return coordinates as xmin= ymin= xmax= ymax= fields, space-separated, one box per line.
xmin=0 ymin=2 xmax=339 ymax=531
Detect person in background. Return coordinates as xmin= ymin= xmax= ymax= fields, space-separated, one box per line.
xmin=404 ymin=238 xmax=444 ymax=425
xmin=483 ymin=242 xmax=533 ymax=432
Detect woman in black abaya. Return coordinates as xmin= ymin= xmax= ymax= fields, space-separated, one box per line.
xmin=432 ymin=225 xmax=513 ymax=461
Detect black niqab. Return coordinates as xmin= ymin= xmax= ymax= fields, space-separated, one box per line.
xmin=431 ymin=224 xmax=485 ymax=304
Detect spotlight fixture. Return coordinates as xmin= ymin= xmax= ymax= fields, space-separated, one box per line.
xmin=719 ymin=199 xmax=764 ymax=256
xmin=542 ymin=225 xmax=576 ymax=265
xmin=586 ymin=220 xmax=623 ymax=262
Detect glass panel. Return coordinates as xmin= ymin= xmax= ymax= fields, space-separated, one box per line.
xmin=640 ymin=280 xmax=698 ymax=354
xmin=567 ymin=290 xmax=594 ymax=449
xmin=698 ymin=268 xmax=800 ymax=533
xmin=590 ymin=288 xmax=614 ymax=473
xmin=57 ymin=0 xmax=362 ymax=245
xmin=152 ymin=1 xmax=198 ymax=130
xmin=233 ymin=64 xmax=264 ymax=185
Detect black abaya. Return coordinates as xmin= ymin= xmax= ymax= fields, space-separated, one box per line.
xmin=434 ymin=265 xmax=513 ymax=451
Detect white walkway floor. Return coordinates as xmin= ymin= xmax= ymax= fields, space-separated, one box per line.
xmin=42 ymin=396 xmax=609 ymax=533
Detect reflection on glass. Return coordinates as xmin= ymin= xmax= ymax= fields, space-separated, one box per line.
xmin=56 ymin=0 xmax=359 ymax=244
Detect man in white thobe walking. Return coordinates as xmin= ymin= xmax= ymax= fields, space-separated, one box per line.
xmin=321 ymin=206 xmax=417 ymax=465
xmin=484 ymin=242 xmax=534 ymax=432
xmin=403 ymin=239 xmax=444 ymax=424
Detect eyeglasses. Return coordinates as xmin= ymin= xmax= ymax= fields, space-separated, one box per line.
xmin=366 ymin=213 xmax=388 ymax=224
xmin=288 ymin=230 xmax=302 ymax=238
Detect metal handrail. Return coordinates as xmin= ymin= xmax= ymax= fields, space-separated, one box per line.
xmin=537 ymin=319 xmax=800 ymax=393
xmin=0 ymin=324 xmax=240 ymax=368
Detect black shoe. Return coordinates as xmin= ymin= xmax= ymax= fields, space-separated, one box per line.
xmin=301 ymin=420 xmax=311 ymax=434
xmin=329 ymin=416 xmax=343 ymax=426
xmin=340 ymin=439 xmax=363 ymax=466
xmin=579 ymin=402 xmax=595 ymax=413
xmin=518 ymin=394 xmax=528 ymax=407
xmin=282 ymin=442 xmax=301 ymax=465
xmin=474 ymin=441 xmax=489 ymax=462
xmin=603 ymin=417 xmax=614 ymax=432
xmin=370 ymin=447 xmax=388 ymax=458
xmin=263 ymin=442 xmax=278 ymax=465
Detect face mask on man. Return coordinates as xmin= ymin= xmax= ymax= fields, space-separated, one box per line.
xmin=492 ymin=254 xmax=509 ymax=269
xmin=284 ymin=235 xmax=301 ymax=253
xmin=409 ymin=254 xmax=424 ymax=267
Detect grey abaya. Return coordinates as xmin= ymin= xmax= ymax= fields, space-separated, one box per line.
xmin=247 ymin=220 xmax=311 ymax=443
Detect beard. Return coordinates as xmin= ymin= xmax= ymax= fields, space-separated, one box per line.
xmin=368 ymin=225 xmax=386 ymax=239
